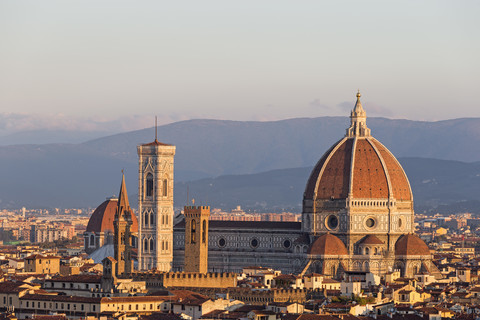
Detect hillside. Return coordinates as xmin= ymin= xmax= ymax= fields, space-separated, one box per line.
xmin=1 ymin=116 xmax=480 ymax=208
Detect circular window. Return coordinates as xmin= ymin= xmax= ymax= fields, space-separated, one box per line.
xmin=365 ymin=218 xmax=376 ymax=229
xmin=283 ymin=239 xmax=291 ymax=249
xmin=326 ymin=215 xmax=339 ymax=229
xmin=218 ymin=238 xmax=226 ymax=247
xmin=250 ymin=238 xmax=259 ymax=248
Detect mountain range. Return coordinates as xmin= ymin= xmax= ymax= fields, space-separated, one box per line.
xmin=0 ymin=116 xmax=479 ymax=211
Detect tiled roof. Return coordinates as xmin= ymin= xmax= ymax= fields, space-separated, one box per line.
xmin=86 ymin=198 xmax=138 ymax=233
xmin=308 ymin=233 xmax=348 ymax=256
xmin=395 ymin=234 xmax=431 ymax=256
xmin=46 ymin=275 xmax=102 ymax=283
xmin=304 ymin=126 xmax=412 ymax=202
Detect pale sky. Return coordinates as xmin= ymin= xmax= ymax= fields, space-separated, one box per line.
xmin=0 ymin=0 xmax=479 ymax=132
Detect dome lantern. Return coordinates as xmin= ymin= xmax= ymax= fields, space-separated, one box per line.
xmin=347 ymin=90 xmax=371 ymax=137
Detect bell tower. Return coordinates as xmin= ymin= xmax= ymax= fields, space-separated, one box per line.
xmin=137 ymin=135 xmax=175 ymax=271
xmin=184 ymin=205 xmax=210 ymax=273
xmin=114 ymin=174 xmax=133 ymax=277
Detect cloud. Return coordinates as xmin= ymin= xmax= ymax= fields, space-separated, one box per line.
xmin=309 ymin=99 xmax=330 ymax=110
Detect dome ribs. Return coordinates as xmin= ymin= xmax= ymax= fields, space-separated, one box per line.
xmin=370 ymin=139 xmax=412 ymax=201
xmin=315 ymin=139 xmax=353 ymax=199
xmin=351 ymin=139 xmax=389 ymax=199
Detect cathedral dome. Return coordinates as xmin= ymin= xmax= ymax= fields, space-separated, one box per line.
xmin=304 ymin=92 xmax=412 ymax=202
xmin=86 ymin=197 xmax=139 ymax=233
xmin=308 ymin=233 xmax=348 ymax=256
xmin=395 ymin=234 xmax=431 ymax=256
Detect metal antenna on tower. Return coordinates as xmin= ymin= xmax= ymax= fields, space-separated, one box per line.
xmin=155 ymin=116 xmax=158 ymax=141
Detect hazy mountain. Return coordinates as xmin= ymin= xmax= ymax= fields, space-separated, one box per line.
xmin=0 ymin=130 xmax=118 ymax=145
xmin=175 ymin=158 xmax=480 ymax=214
xmin=1 ymin=116 xmax=480 ymax=208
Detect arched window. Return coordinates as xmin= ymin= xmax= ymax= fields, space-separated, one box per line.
xmin=165 ymin=241 xmax=168 ymax=250
xmin=150 ymin=212 xmax=155 ymax=226
xmin=90 ymin=234 xmax=94 ymax=247
xmin=413 ymin=265 xmax=419 ymax=275
xmin=163 ymin=179 xmax=168 ymax=196
xmin=144 ymin=212 xmax=148 ymax=226
xmin=191 ymin=219 xmax=196 ymax=243
xmin=146 ymin=173 xmax=153 ymax=197
xmin=374 ymin=247 xmax=378 ymax=255
xmin=162 ymin=215 xmax=165 ymax=225
xmin=202 ymin=220 xmax=207 ymax=243
xmin=150 ymin=239 xmax=154 ymax=252
xmin=365 ymin=247 xmax=370 ymax=255
xmin=144 ymin=238 xmax=148 ymax=253
xmin=162 ymin=241 xmax=165 ymax=251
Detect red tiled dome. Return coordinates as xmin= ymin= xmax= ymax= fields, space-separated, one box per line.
xmin=395 ymin=234 xmax=431 ymax=256
xmin=308 ymin=233 xmax=348 ymax=255
xmin=304 ymin=93 xmax=412 ymax=203
xmin=86 ymin=198 xmax=138 ymax=233
xmin=304 ymin=137 xmax=412 ymax=201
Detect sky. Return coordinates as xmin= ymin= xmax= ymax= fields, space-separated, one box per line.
xmin=0 ymin=1 xmax=479 ymax=134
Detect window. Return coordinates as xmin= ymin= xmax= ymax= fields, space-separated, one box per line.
xmin=144 ymin=239 xmax=149 ymax=252
xmin=146 ymin=173 xmax=153 ymax=197
xmin=150 ymin=212 xmax=155 ymax=226
xmin=202 ymin=220 xmax=207 ymax=243
xmin=150 ymin=239 xmax=154 ymax=252
xmin=191 ymin=220 xmax=196 ymax=243
xmin=163 ymin=179 xmax=168 ymax=196
xmin=90 ymin=234 xmax=94 ymax=246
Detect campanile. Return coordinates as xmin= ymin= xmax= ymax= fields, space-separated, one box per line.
xmin=137 ymin=138 xmax=175 ymax=271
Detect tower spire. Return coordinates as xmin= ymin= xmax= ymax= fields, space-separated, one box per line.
xmin=346 ymin=90 xmax=371 ymax=137
xmin=118 ymin=172 xmax=130 ymax=213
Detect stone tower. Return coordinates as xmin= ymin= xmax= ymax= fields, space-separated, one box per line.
xmin=114 ymin=174 xmax=133 ymax=277
xmin=184 ymin=206 xmax=210 ymax=273
xmin=137 ymin=138 xmax=175 ymax=271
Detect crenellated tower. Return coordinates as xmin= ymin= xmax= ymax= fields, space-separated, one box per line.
xmin=184 ymin=206 xmax=210 ymax=273
xmin=137 ymin=137 xmax=175 ymax=271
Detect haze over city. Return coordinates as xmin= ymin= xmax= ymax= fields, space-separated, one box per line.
xmin=1 ymin=1 xmax=479 ymax=137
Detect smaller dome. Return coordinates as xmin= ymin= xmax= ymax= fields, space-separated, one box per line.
xmin=308 ymin=233 xmax=348 ymax=255
xmin=358 ymin=235 xmax=384 ymax=245
xmin=86 ymin=198 xmax=138 ymax=233
xmin=395 ymin=234 xmax=430 ymax=256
